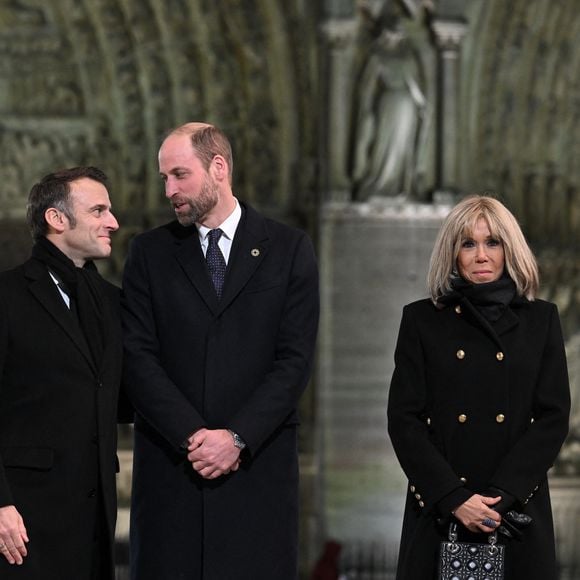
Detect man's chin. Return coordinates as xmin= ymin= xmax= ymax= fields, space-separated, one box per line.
xmin=94 ymin=245 xmax=113 ymax=260
xmin=176 ymin=213 xmax=197 ymax=227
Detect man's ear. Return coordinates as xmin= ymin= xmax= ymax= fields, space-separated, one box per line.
xmin=44 ymin=207 xmax=68 ymax=233
xmin=210 ymin=155 xmax=229 ymax=182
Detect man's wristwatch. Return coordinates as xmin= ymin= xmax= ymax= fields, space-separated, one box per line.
xmin=227 ymin=429 xmax=246 ymax=450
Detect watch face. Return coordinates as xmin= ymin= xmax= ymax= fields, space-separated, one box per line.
xmin=229 ymin=430 xmax=246 ymax=449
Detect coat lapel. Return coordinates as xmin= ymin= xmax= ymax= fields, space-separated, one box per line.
xmin=493 ymin=307 xmax=520 ymax=336
xmin=458 ymin=296 xmax=520 ymax=351
xmin=217 ymin=205 xmax=269 ymax=314
xmin=171 ymin=205 xmax=269 ymax=315
xmin=24 ymin=260 xmax=97 ymax=372
xmin=173 ymin=227 xmax=220 ymax=313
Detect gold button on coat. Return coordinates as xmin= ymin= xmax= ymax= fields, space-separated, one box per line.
xmin=496 ymin=352 xmax=504 ymax=361
xmin=410 ymin=485 xmax=416 ymax=493
xmin=496 ymin=414 xmax=505 ymax=423
xmin=455 ymin=305 xmax=462 ymax=314
xmin=419 ymin=500 xmax=425 ymax=508
xmin=456 ymin=349 xmax=465 ymax=360
xmin=414 ymin=493 xmax=421 ymax=500
xmin=460 ymin=477 xmax=467 ymax=483
xmin=458 ymin=414 xmax=467 ymax=423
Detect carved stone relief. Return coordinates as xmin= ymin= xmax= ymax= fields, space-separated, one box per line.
xmin=349 ymin=0 xmax=429 ymax=200
xmin=0 ymin=121 xmax=96 ymax=215
xmin=0 ymin=0 xmax=318 ymax=232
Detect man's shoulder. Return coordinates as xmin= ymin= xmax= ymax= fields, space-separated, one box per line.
xmin=131 ymin=220 xmax=196 ymax=247
xmin=242 ymin=203 xmax=310 ymax=242
xmin=0 ymin=260 xmax=32 ymax=286
xmin=100 ymin=277 xmax=121 ymax=298
xmin=0 ymin=262 xmax=38 ymax=307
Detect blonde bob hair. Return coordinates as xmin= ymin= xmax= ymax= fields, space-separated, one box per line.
xmin=427 ymin=195 xmax=539 ymax=303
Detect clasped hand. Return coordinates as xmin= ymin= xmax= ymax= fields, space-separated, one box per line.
xmin=187 ymin=428 xmax=241 ymax=480
xmin=453 ymin=494 xmax=502 ymax=533
xmin=0 ymin=505 xmax=28 ymax=565
xmin=454 ymin=492 xmax=533 ymax=540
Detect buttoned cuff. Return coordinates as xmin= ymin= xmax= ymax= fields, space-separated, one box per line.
xmin=436 ymin=487 xmax=474 ymax=516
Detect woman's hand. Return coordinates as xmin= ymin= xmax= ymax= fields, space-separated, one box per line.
xmin=453 ymin=494 xmax=502 ymax=533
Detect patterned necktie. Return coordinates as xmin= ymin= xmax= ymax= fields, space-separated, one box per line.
xmin=206 ymin=228 xmax=226 ymax=299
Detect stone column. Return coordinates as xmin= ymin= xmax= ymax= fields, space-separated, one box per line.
xmin=431 ymin=19 xmax=467 ymax=195
xmin=319 ymin=18 xmax=357 ymax=202
xmin=549 ymin=476 xmax=580 ymax=579
xmin=317 ymin=199 xmax=451 ymax=571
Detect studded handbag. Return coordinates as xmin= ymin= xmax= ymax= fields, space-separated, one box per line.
xmin=438 ymin=522 xmax=505 ymax=580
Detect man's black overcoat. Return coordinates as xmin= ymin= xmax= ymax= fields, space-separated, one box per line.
xmin=0 ymin=258 xmax=123 ymax=579
xmin=388 ymin=297 xmax=570 ymax=579
xmin=122 ymin=204 xmax=319 ymax=580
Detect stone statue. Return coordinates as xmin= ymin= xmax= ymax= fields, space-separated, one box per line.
xmin=349 ymin=0 xmax=428 ymax=201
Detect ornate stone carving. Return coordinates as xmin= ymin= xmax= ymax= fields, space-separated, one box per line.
xmin=0 ymin=121 xmax=95 ymax=213
xmin=349 ymin=0 xmax=430 ymax=200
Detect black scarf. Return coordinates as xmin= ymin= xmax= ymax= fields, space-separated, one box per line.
xmin=31 ymin=237 xmax=105 ymax=367
xmin=438 ymin=274 xmax=517 ymax=322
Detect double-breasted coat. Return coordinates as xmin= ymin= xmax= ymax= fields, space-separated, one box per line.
xmin=122 ymin=203 xmax=319 ymax=580
xmin=0 ymin=258 xmax=123 ymax=579
xmin=387 ymin=296 xmax=570 ymax=579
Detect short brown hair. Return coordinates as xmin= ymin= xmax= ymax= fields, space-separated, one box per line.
xmin=169 ymin=122 xmax=233 ymax=182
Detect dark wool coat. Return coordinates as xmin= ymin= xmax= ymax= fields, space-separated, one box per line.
xmin=387 ymin=296 xmax=570 ymax=580
xmin=122 ymin=204 xmax=319 ymax=580
xmin=0 ymin=258 xmax=123 ymax=580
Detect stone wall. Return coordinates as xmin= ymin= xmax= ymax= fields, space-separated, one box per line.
xmin=317 ymin=200 xmax=449 ymax=562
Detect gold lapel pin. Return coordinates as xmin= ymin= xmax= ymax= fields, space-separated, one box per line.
xmin=251 ymin=248 xmax=260 ymax=257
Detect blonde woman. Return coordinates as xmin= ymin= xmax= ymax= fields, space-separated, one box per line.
xmin=388 ymin=195 xmax=570 ymax=578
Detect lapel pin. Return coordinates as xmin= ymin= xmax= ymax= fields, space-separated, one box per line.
xmin=251 ymin=248 xmax=260 ymax=257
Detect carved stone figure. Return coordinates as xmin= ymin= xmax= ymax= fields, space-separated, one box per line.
xmin=349 ymin=0 xmax=427 ymax=200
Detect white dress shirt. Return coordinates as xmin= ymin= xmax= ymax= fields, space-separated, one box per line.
xmin=196 ymin=198 xmax=242 ymax=264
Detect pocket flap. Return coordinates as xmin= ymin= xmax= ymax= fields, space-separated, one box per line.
xmin=1 ymin=446 xmax=54 ymax=471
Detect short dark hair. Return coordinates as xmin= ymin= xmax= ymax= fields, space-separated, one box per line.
xmin=26 ymin=166 xmax=110 ymax=240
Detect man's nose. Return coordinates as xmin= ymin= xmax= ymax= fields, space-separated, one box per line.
xmin=164 ymin=178 xmax=177 ymax=199
xmin=107 ymin=212 xmax=120 ymax=231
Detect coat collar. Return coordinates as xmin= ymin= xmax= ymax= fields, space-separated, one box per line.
xmin=23 ymin=258 xmax=97 ymax=372
xmin=172 ymin=203 xmax=270 ymax=315
xmin=453 ymin=296 xmax=522 ymax=352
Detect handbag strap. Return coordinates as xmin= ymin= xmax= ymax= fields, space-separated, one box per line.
xmin=448 ymin=522 xmax=499 ymax=554
xmin=448 ymin=522 xmax=459 ymax=542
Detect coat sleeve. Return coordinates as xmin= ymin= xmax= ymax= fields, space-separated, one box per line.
xmin=387 ymin=305 xmax=471 ymax=512
xmin=122 ymin=236 xmax=206 ymax=450
xmin=0 ymin=293 xmax=15 ymax=507
xmin=489 ymin=304 xmax=571 ymax=503
xmin=226 ymin=233 xmax=320 ymax=455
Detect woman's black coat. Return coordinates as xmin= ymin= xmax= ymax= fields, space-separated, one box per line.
xmin=387 ymin=296 xmax=570 ymax=579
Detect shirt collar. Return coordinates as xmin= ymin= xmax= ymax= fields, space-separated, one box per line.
xmin=196 ymin=198 xmax=242 ymax=242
